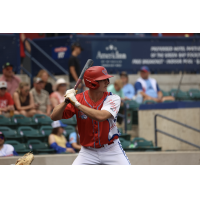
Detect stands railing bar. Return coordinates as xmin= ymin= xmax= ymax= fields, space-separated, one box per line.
xmin=26 ymin=38 xmax=69 ymax=75
xmin=154 ymin=114 xmax=200 ymax=149
xmin=20 ymin=66 xmax=32 ymax=79
xmin=25 ymin=51 xmax=57 ymax=81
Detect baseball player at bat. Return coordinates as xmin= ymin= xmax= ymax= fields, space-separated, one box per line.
xmin=51 ymin=66 xmax=131 ymax=165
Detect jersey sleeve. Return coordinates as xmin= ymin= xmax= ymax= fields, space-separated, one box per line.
xmin=156 ymin=83 xmax=160 ymax=92
xmin=101 ymin=94 xmax=121 ymax=119
xmin=62 ymin=103 xmax=76 ymax=119
xmin=134 ymin=82 xmax=143 ymax=93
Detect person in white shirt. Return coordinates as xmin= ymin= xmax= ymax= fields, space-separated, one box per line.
xmin=0 ymin=132 xmax=18 ymax=157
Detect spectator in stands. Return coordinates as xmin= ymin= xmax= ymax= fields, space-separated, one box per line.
xmin=0 ymin=81 xmax=18 ymax=116
xmin=69 ymin=125 xmax=81 ymax=152
xmin=68 ymin=42 xmax=83 ymax=92
xmin=0 ymin=62 xmax=21 ymax=96
xmin=30 ymin=77 xmax=51 ymax=116
xmin=37 ymin=69 xmax=53 ymax=95
xmin=13 ymin=82 xmax=38 ymax=117
xmin=20 ymin=33 xmax=31 ymax=66
xmin=0 ymin=132 xmax=18 ymax=157
xmin=50 ymin=78 xmax=68 ymax=109
xmin=107 ymin=79 xmax=125 ymax=99
xmin=120 ymin=71 xmax=135 ymax=99
xmin=48 ymin=120 xmax=75 ymax=154
xmin=135 ymin=66 xmax=175 ymax=102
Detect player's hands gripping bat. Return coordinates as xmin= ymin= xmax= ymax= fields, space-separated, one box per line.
xmin=64 ymin=59 xmax=93 ymax=103
xmin=15 ymin=152 xmax=34 ymax=165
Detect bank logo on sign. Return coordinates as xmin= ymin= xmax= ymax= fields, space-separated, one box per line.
xmin=105 ymin=44 xmax=118 ymax=51
xmin=96 ymin=44 xmax=127 ymax=59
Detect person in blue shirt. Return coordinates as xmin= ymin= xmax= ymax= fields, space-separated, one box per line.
xmin=134 ymin=66 xmax=174 ymax=103
xmin=120 ymin=71 xmax=135 ymax=99
xmin=69 ymin=125 xmax=81 ymax=152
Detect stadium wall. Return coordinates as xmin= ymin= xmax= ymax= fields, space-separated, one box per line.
xmin=139 ymin=107 xmax=200 ymax=151
xmin=1 ymin=151 xmax=200 ymax=165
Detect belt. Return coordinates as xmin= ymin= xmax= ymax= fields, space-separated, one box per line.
xmin=89 ymin=141 xmax=114 ymax=149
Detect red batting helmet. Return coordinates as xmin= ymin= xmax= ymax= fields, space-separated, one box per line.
xmin=84 ymin=66 xmax=113 ymax=89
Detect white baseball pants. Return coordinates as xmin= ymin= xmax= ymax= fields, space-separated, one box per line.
xmin=72 ymin=139 xmax=131 ymax=165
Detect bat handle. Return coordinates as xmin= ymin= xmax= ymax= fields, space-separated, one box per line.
xmin=74 ymin=79 xmax=82 ymax=90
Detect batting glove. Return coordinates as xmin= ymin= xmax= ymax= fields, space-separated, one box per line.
xmin=64 ymin=89 xmax=77 ymax=98
xmin=65 ymin=93 xmax=81 ymax=108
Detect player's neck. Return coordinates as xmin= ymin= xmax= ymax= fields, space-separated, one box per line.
xmin=0 ymin=144 xmax=3 ymax=150
xmin=88 ymin=90 xmax=104 ymax=103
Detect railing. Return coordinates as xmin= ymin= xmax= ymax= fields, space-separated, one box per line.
xmin=154 ymin=114 xmax=200 ymax=149
xmin=26 ymin=38 xmax=69 ymax=75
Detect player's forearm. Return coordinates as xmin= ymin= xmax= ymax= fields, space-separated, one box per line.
xmin=51 ymin=102 xmax=68 ymax=121
xmin=78 ymin=105 xmax=108 ymax=122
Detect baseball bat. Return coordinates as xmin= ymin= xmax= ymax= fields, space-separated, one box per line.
xmin=74 ymin=59 xmax=93 ymax=89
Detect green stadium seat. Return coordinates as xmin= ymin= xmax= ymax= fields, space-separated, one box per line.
xmin=32 ymin=114 xmax=53 ymax=125
xmin=161 ymin=90 xmax=170 ymax=97
xmin=63 ymin=125 xmax=76 ymax=140
xmin=39 ymin=126 xmax=52 ymax=137
xmin=163 ymin=100 xmax=174 ymax=103
xmin=143 ymin=100 xmax=157 ymax=104
xmin=119 ymin=134 xmax=131 ymax=141
xmin=11 ymin=114 xmax=36 ymax=126
xmin=26 ymin=139 xmax=55 ymax=154
xmin=119 ymin=138 xmax=131 ymax=149
xmin=61 ymin=115 xmax=77 ymax=125
xmin=17 ymin=126 xmax=45 ymax=142
xmin=127 ymin=137 xmax=161 ymax=151
xmin=39 ymin=126 xmax=52 ymax=142
xmin=188 ymin=89 xmax=200 ymax=100
xmin=0 ymin=126 xmax=23 ymax=142
xmin=4 ymin=140 xmax=30 ymax=155
xmin=0 ymin=115 xmax=15 ymax=126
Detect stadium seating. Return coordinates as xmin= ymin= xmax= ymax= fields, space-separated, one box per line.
xmin=119 ymin=138 xmax=131 ymax=149
xmin=11 ymin=114 xmax=36 ymax=126
xmin=188 ymin=89 xmax=200 ymax=100
xmin=0 ymin=126 xmax=23 ymax=142
xmin=17 ymin=126 xmax=45 ymax=142
xmin=61 ymin=115 xmax=77 ymax=125
xmin=4 ymin=140 xmax=30 ymax=155
xmin=63 ymin=125 xmax=76 ymax=140
xmin=26 ymin=139 xmax=55 ymax=154
xmin=161 ymin=90 xmax=170 ymax=97
xmin=0 ymin=115 xmax=15 ymax=126
xmin=143 ymin=100 xmax=157 ymax=104
xmin=39 ymin=126 xmax=52 ymax=142
xmin=32 ymin=114 xmax=53 ymax=126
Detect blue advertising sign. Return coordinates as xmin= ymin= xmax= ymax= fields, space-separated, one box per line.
xmin=91 ymin=41 xmax=131 ymax=72
xmin=52 ymin=46 xmax=71 ymax=60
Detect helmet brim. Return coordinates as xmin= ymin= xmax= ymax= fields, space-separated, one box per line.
xmin=95 ymin=74 xmax=113 ymax=81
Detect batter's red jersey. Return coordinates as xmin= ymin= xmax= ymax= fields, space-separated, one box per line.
xmin=62 ymin=90 xmax=121 ymax=148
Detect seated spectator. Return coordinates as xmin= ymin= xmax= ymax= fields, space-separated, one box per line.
xmin=0 ymin=81 xmax=18 ymax=116
xmin=0 ymin=62 xmax=21 ymax=96
xmin=107 ymin=79 xmax=125 ymax=99
xmin=13 ymin=82 xmax=38 ymax=117
xmin=30 ymin=77 xmax=51 ymax=116
xmin=120 ymin=71 xmax=135 ymax=99
xmin=69 ymin=125 xmax=81 ymax=152
xmin=37 ymin=69 xmax=53 ymax=95
xmin=48 ymin=120 xmax=75 ymax=154
xmin=50 ymin=78 xmax=68 ymax=108
xmin=0 ymin=132 xmax=18 ymax=157
xmin=134 ymin=66 xmax=175 ymax=103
